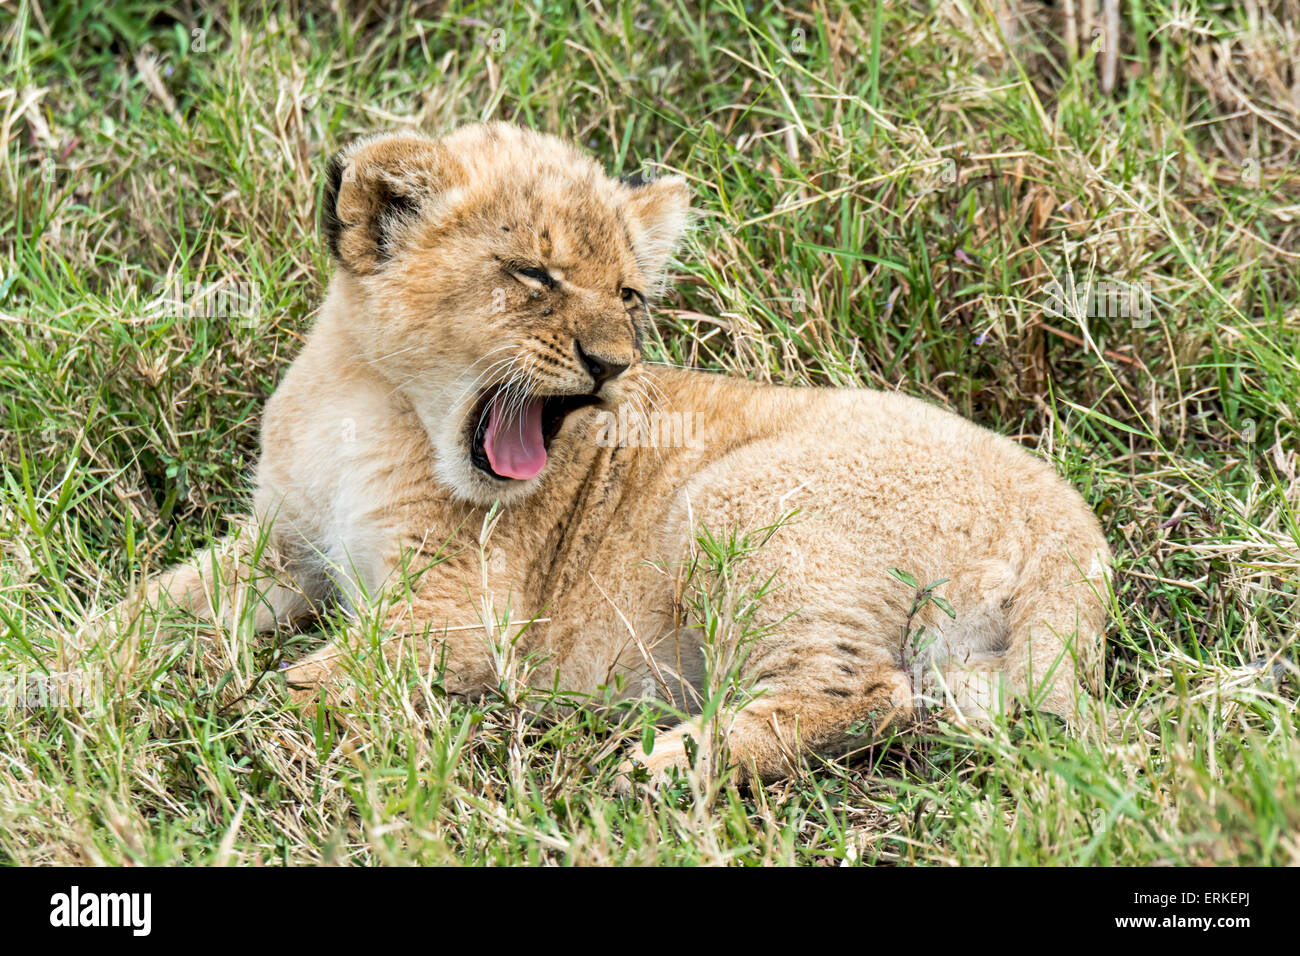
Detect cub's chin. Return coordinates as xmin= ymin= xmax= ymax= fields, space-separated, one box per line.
xmin=434 ymin=452 xmax=545 ymax=507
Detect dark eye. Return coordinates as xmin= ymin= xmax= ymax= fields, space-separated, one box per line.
xmin=621 ymin=287 xmax=644 ymax=307
xmin=515 ymin=266 xmax=554 ymax=287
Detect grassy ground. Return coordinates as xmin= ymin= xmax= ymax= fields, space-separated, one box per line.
xmin=1 ymin=0 xmax=1297 ymax=865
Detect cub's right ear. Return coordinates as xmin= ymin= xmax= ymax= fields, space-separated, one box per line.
xmin=319 ymin=131 xmax=460 ymax=274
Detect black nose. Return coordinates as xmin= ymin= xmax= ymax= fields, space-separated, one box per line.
xmin=577 ymin=344 xmax=628 ymax=389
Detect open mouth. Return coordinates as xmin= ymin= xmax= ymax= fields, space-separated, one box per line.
xmin=468 ymin=386 xmax=601 ymax=481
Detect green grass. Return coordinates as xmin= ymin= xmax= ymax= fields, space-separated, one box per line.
xmin=1 ymin=0 xmax=1297 ymax=865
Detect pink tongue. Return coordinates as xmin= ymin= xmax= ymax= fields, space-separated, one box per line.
xmin=484 ymin=393 xmax=548 ymax=480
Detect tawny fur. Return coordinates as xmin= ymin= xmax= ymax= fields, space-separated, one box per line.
xmin=121 ymin=122 xmax=1112 ymax=787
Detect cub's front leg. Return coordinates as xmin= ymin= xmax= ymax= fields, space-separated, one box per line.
xmin=112 ymin=518 xmax=317 ymax=637
xmin=281 ymin=581 xmax=511 ymax=713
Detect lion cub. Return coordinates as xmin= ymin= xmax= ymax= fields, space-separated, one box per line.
xmin=130 ymin=122 xmax=1111 ymax=786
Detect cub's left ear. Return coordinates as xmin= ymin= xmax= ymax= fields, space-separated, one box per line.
xmin=320 ymin=131 xmax=461 ymax=275
xmin=619 ymin=175 xmax=691 ymax=286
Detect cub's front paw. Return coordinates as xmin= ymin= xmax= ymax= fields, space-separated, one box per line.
xmin=281 ymin=653 xmax=345 ymax=713
xmin=615 ymin=725 xmax=710 ymax=794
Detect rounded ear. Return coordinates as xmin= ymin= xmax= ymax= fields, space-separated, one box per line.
xmin=619 ymin=175 xmax=691 ymax=286
xmin=319 ymin=131 xmax=458 ymax=274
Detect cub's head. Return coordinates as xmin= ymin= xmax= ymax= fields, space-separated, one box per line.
xmin=318 ymin=122 xmax=689 ymax=505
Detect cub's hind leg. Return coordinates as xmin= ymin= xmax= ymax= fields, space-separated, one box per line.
xmin=1002 ymin=563 xmax=1108 ymax=724
xmin=624 ymin=634 xmax=916 ymax=788
xmin=937 ymin=552 xmax=1110 ymax=728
